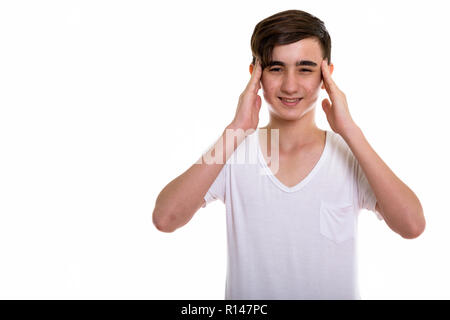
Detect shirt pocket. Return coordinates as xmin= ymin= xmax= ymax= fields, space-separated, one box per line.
xmin=319 ymin=201 xmax=356 ymax=244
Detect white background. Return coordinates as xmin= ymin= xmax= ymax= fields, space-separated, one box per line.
xmin=0 ymin=0 xmax=449 ymax=299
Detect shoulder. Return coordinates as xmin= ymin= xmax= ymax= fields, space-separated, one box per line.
xmin=326 ymin=130 xmax=351 ymax=154
xmin=325 ymin=130 xmax=358 ymax=169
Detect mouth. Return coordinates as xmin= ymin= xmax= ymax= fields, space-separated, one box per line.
xmin=278 ymin=97 xmax=302 ymax=106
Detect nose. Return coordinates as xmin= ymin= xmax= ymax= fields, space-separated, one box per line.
xmin=280 ymin=70 xmax=300 ymax=95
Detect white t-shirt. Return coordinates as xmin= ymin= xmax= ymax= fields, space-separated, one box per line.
xmin=202 ymin=128 xmax=383 ymax=300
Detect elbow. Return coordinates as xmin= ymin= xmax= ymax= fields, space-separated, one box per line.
xmin=152 ymin=194 xmax=201 ymax=233
xmin=400 ymin=209 xmax=426 ymax=239
xmin=152 ymin=208 xmax=177 ymax=233
xmin=153 ymin=218 xmax=176 ymax=233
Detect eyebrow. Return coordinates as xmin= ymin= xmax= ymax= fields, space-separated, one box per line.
xmin=267 ymin=60 xmax=318 ymax=67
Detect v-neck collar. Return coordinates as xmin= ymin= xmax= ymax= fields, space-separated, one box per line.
xmin=255 ymin=127 xmax=330 ymax=193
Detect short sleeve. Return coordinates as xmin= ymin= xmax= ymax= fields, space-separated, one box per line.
xmin=355 ymin=160 xmax=384 ymax=221
xmin=202 ymin=163 xmax=227 ymax=208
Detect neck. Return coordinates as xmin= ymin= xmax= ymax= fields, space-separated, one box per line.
xmin=260 ymin=108 xmax=324 ymax=153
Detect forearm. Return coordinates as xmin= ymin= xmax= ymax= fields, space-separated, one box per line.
xmin=152 ymin=124 xmax=251 ymax=232
xmin=341 ymin=124 xmax=425 ymax=238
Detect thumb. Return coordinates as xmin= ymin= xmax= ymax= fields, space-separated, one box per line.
xmin=255 ymin=95 xmax=262 ymax=110
xmin=321 ymin=98 xmax=331 ymax=114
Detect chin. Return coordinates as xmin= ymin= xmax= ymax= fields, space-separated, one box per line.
xmin=268 ymin=99 xmax=314 ymax=119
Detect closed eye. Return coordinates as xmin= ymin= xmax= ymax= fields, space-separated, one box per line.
xmin=269 ymin=68 xmax=312 ymax=72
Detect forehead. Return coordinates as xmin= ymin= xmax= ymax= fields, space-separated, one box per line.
xmin=271 ymin=38 xmax=322 ymax=64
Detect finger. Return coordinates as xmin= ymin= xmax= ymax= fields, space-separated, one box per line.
xmin=247 ymin=58 xmax=263 ymax=93
xmin=322 ymin=98 xmax=331 ymax=112
xmin=321 ymin=60 xmax=338 ymax=94
xmin=249 ymin=58 xmax=262 ymax=84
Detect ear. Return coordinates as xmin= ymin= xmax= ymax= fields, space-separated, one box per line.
xmin=321 ymin=63 xmax=334 ymax=89
xmin=249 ymin=63 xmax=254 ymax=75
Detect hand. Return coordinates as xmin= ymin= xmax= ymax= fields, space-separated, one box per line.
xmin=229 ymin=58 xmax=263 ymax=132
xmin=321 ymin=59 xmax=357 ymax=136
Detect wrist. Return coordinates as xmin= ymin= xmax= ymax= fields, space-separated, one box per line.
xmin=226 ymin=121 xmax=255 ymax=134
xmin=224 ymin=122 xmax=255 ymax=146
xmin=339 ymin=121 xmax=362 ymax=142
xmin=226 ymin=120 xmax=246 ymax=131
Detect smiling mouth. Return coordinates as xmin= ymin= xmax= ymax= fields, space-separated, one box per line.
xmin=279 ymin=97 xmax=302 ymax=106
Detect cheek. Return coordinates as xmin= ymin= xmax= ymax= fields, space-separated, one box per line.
xmin=261 ymin=79 xmax=277 ymax=97
xmin=303 ymin=78 xmax=322 ymax=96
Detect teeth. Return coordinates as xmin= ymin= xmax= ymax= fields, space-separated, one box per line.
xmin=281 ymin=98 xmax=300 ymax=102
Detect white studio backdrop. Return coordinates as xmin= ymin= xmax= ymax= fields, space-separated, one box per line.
xmin=0 ymin=0 xmax=448 ymax=299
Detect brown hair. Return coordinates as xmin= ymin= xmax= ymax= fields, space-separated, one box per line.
xmin=250 ymin=9 xmax=332 ymax=69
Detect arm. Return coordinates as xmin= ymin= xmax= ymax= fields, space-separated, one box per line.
xmin=320 ymin=59 xmax=425 ymax=239
xmin=341 ymin=124 xmax=425 ymax=239
xmin=152 ymin=58 xmax=263 ymax=233
xmin=152 ymin=124 xmax=248 ymax=233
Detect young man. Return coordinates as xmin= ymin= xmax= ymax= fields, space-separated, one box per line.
xmin=152 ymin=10 xmax=425 ymax=299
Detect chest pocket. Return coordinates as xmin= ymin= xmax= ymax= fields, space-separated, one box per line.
xmin=319 ymin=201 xmax=356 ymax=243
